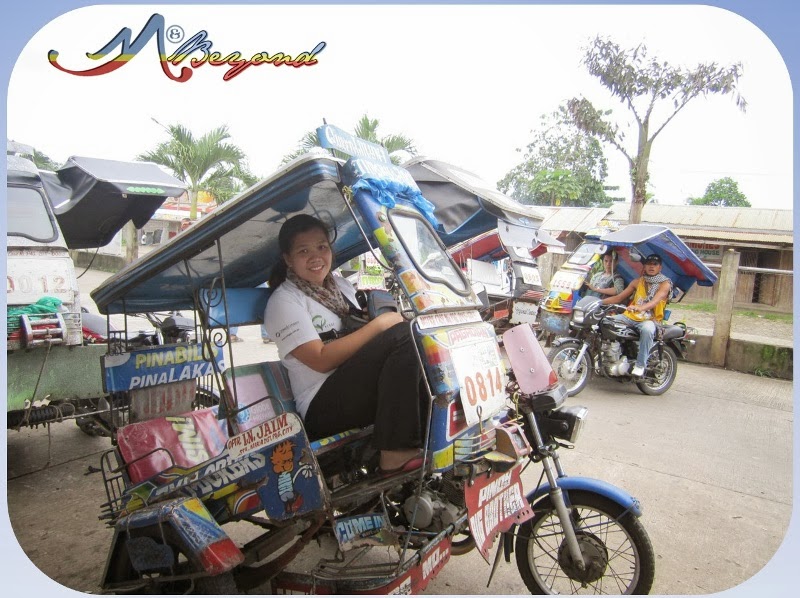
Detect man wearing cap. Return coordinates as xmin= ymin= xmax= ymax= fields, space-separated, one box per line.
xmin=600 ymin=254 xmax=673 ymax=377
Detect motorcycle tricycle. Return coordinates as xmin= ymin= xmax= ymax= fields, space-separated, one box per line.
xmin=91 ymin=125 xmax=655 ymax=594
xmin=544 ymin=224 xmax=717 ymax=398
xmin=6 ymin=142 xmax=186 ymax=436
xmin=548 ymin=297 xmax=693 ymax=397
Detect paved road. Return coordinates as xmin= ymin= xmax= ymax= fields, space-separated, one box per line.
xmin=2 ymin=267 xmax=795 ymax=595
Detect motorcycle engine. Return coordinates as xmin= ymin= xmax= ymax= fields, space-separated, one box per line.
xmin=403 ymin=489 xmax=461 ymax=532
xmin=601 ymin=340 xmax=631 ymax=376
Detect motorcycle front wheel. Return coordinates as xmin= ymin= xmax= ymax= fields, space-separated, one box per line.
xmin=515 ymin=491 xmax=655 ymax=595
xmin=636 ymin=346 xmax=678 ymax=396
xmin=547 ymin=341 xmax=591 ymax=396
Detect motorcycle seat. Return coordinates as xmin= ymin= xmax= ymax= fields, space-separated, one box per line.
xmin=661 ymin=324 xmax=686 ymax=341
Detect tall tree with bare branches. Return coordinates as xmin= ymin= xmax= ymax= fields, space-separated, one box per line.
xmin=565 ymin=36 xmax=746 ymax=223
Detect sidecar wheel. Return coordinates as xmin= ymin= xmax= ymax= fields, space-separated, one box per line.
xmin=103 ymin=528 xmax=240 ymax=594
xmin=515 ymin=491 xmax=655 ymax=595
xmin=636 ymin=346 xmax=678 ymax=396
xmin=547 ymin=341 xmax=591 ymax=397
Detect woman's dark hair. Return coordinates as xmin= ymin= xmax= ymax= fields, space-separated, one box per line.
xmin=268 ymin=214 xmax=332 ymax=288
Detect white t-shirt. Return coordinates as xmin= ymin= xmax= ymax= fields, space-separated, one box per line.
xmin=263 ymin=275 xmax=359 ymax=418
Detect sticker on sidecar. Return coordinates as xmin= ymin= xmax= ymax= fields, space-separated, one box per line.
xmin=465 ymin=466 xmax=533 ymax=561
xmin=226 ymin=412 xmax=303 ymax=459
xmin=103 ymin=343 xmax=224 ymax=392
xmin=333 ymin=513 xmax=396 ymax=551
xmin=124 ymin=412 xmax=326 ymax=520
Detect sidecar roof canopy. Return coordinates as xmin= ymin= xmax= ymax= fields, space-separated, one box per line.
xmin=39 ymin=156 xmax=187 ymax=249
xmin=403 ymin=157 xmax=547 ymax=243
xmin=92 ymin=152 xmax=549 ymax=315
xmin=599 ymin=224 xmax=718 ymax=293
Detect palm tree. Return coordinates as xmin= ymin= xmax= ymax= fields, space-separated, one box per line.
xmin=282 ymin=114 xmax=417 ymax=164
xmin=137 ymin=121 xmax=254 ymax=219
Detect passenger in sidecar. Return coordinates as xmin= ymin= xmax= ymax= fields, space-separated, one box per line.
xmin=264 ymin=214 xmax=426 ymax=475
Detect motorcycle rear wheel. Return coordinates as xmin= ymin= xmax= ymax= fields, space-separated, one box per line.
xmin=547 ymin=341 xmax=591 ymax=397
xmin=636 ymin=346 xmax=678 ymax=396
xmin=515 ymin=491 xmax=655 ymax=595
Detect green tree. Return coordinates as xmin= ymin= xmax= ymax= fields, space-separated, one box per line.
xmin=565 ymin=36 xmax=746 ymax=223
xmin=529 ymin=169 xmax=583 ymax=207
xmin=137 ymin=121 xmax=253 ymax=218
xmin=283 ymin=114 xmax=417 ymax=164
xmin=688 ymin=177 xmax=750 ymax=207
xmin=498 ymin=106 xmax=610 ymax=206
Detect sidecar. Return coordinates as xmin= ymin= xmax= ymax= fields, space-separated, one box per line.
xmin=539 ymin=223 xmax=718 ymax=336
xmin=92 ymin=128 xmax=553 ymax=594
xmin=448 ymin=222 xmax=563 ymax=330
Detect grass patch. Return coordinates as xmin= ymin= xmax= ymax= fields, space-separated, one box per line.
xmin=736 ymin=310 xmax=793 ymax=323
xmin=674 ymin=301 xmax=793 ymax=323
xmin=674 ymin=301 xmax=716 ymax=312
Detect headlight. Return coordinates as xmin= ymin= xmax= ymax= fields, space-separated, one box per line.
xmin=543 ymin=405 xmax=589 ymax=443
xmin=572 ymin=309 xmax=585 ymax=325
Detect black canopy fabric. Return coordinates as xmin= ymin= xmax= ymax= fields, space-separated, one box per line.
xmin=402 ymin=157 xmax=546 ymax=246
xmin=42 ymin=156 xmax=186 ymax=249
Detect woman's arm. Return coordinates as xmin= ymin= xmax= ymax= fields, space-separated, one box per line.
xmin=591 ymin=285 xmax=619 ymax=297
xmin=290 ymin=311 xmax=404 ymax=373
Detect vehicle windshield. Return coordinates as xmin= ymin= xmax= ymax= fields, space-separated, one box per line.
xmin=391 ymin=212 xmax=468 ymax=293
xmin=6 ymin=185 xmax=58 ymax=242
xmin=568 ymin=242 xmax=605 ymax=266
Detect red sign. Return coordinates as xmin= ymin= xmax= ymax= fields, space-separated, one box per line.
xmin=465 ymin=466 xmax=533 ymax=560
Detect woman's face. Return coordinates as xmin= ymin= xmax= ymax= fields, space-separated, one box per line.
xmin=284 ymin=228 xmax=332 ymax=286
xmin=602 ymin=254 xmax=613 ymax=272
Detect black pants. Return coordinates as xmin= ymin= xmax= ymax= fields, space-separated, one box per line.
xmin=303 ymin=322 xmax=426 ymax=451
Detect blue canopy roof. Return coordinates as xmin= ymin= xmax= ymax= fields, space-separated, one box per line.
xmin=91 ymin=153 xmax=547 ymax=315
xmin=599 ymin=224 xmax=718 ymax=294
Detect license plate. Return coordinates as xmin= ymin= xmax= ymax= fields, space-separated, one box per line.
xmin=520 ymin=266 xmax=542 ymax=287
xmin=510 ymin=301 xmax=538 ymax=325
xmin=450 ymin=339 xmax=508 ymax=426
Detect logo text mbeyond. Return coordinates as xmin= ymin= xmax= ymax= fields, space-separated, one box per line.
xmin=48 ymin=13 xmax=326 ymax=82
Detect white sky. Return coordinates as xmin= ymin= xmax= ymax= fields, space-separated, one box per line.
xmin=6 ymin=4 xmax=793 ymax=209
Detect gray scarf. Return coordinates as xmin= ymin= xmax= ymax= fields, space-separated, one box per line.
xmin=643 ymin=273 xmax=672 ymax=302
xmin=286 ymin=268 xmax=351 ymax=318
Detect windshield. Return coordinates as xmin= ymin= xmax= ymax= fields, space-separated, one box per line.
xmin=568 ymin=242 xmax=605 ymax=266
xmin=391 ymin=212 xmax=468 ymax=293
xmin=7 ymin=185 xmax=58 ymax=242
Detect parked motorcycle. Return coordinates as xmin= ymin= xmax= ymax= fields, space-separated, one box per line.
xmin=91 ymin=125 xmax=654 ymax=594
xmin=548 ymin=296 xmax=692 ymax=397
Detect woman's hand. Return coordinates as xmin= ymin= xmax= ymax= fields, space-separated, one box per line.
xmin=291 ymin=311 xmax=405 ymax=373
xmin=370 ymin=311 xmax=404 ymax=332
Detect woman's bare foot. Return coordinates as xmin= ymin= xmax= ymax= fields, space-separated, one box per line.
xmin=379 ymin=448 xmax=421 ymax=472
